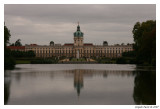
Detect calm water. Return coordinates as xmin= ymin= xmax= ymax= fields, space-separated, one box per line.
xmin=4 ymin=64 xmax=156 ymax=105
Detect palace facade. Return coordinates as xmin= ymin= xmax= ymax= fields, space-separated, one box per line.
xmin=25 ymin=24 xmax=133 ymax=58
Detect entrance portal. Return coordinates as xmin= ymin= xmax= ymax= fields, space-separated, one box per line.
xmin=76 ymin=50 xmax=80 ymax=59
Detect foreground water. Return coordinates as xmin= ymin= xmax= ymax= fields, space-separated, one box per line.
xmin=4 ymin=64 xmax=156 ymax=105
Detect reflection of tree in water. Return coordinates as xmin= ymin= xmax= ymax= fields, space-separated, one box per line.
xmin=133 ymin=70 xmax=156 ymax=105
xmin=4 ymin=76 xmax=11 ymax=105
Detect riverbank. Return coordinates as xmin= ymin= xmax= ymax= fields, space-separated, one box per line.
xmin=58 ymin=61 xmax=98 ymax=64
xmin=14 ymin=57 xmax=156 ymax=66
xmin=15 ymin=57 xmax=58 ymax=64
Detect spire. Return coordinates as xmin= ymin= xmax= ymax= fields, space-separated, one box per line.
xmin=74 ymin=22 xmax=84 ymax=37
xmin=77 ymin=22 xmax=80 ymax=31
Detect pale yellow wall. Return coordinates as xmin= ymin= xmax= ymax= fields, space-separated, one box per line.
xmin=74 ymin=37 xmax=83 ymax=46
xmin=25 ymin=44 xmax=133 ymax=58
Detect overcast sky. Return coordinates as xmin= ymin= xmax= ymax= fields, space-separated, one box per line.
xmin=4 ymin=4 xmax=156 ymax=45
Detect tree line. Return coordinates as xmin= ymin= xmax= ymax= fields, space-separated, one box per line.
xmin=11 ymin=50 xmax=35 ymax=58
xmin=116 ymin=20 xmax=156 ymax=66
xmin=4 ymin=24 xmax=36 ymax=69
xmin=133 ymin=20 xmax=156 ymax=65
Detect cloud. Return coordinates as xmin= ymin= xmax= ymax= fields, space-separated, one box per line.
xmin=4 ymin=4 xmax=156 ymax=45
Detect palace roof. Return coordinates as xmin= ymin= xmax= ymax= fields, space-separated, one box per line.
xmin=74 ymin=24 xmax=84 ymax=37
xmin=84 ymin=43 xmax=93 ymax=46
xmin=64 ymin=43 xmax=74 ymax=46
xmin=7 ymin=46 xmax=25 ymax=50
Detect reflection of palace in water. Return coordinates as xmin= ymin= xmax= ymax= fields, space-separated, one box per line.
xmin=4 ymin=68 xmax=156 ymax=105
xmin=74 ymin=70 xmax=83 ymax=96
xmin=71 ymin=69 xmax=156 ymax=104
xmin=66 ymin=69 xmax=134 ymax=97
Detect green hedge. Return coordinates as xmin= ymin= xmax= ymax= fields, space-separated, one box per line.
xmin=31 ymin=59 xmax=57 ymax=64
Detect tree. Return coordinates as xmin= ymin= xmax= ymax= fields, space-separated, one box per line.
xmin=121 ymin=43 xmax=124 ymax=45
xmin=11 ymin=50 xmax=35 ymax=58
xmin=4 ymin=24 xmax=15 ymax=69
xmin=4 ymin=24 xmax=11 ymax=47
xmin=122 ymin=51 xmax=136 ymax=57
xmin=15 ymin=39 xmax=22 ymax=46
xmin=132 ymin=20 xmax=156 ymax=65
xmin=10 ymin=43 xmax=15 ymax=46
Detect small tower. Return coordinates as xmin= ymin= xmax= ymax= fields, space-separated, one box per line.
xmin=73 ymin=22 xmax=84 ymax=46
xmin=50 ymin=41 xmax=54 ymax=46
xmin=103 ymin=41 xmax=108 ymax=46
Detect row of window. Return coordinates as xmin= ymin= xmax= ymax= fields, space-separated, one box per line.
xmin=34 ymin=49 xmax=131 ymax=53
xmin=26 ymin=47 xmax=132 ymax=50
xmin=35 ymin=50 xmax=131 ymax=54
xmin=36 ymin=53 xmax=122 ymax=57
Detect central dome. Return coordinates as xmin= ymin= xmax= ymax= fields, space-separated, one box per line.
xmin=74 ymin=24 xmax=84 ymax=37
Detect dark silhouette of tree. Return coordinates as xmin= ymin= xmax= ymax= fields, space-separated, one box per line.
xmin=10 ymin=43 xmax=15 ymax=46
xmin=4 ymin=24 xmax=15 ymax=69
xmin=11 ymin=50 xmax=35 ymax=58
xmin=132 ymin=20 xmax=156 ymax=65
xmin=15 ymin=39 xmax=22 ymax=46
xmin=4 ymin=23 xmax=11 ymax=47
xmin=122 ymin=51 xmax=136 ymax=57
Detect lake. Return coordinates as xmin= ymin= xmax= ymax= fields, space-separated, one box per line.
xmin=4 ymin=64 xmax=156 ymax=105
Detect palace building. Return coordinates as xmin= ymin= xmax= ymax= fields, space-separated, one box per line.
xmin=24 ymin=23 xmax=133 ymax=58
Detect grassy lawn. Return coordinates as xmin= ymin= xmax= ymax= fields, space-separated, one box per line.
xmin=16 ymin=60 xmax=31 ymax=64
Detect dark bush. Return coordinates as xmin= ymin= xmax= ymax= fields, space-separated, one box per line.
xmin=116 ymin=58 xmax=126 ymax=64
